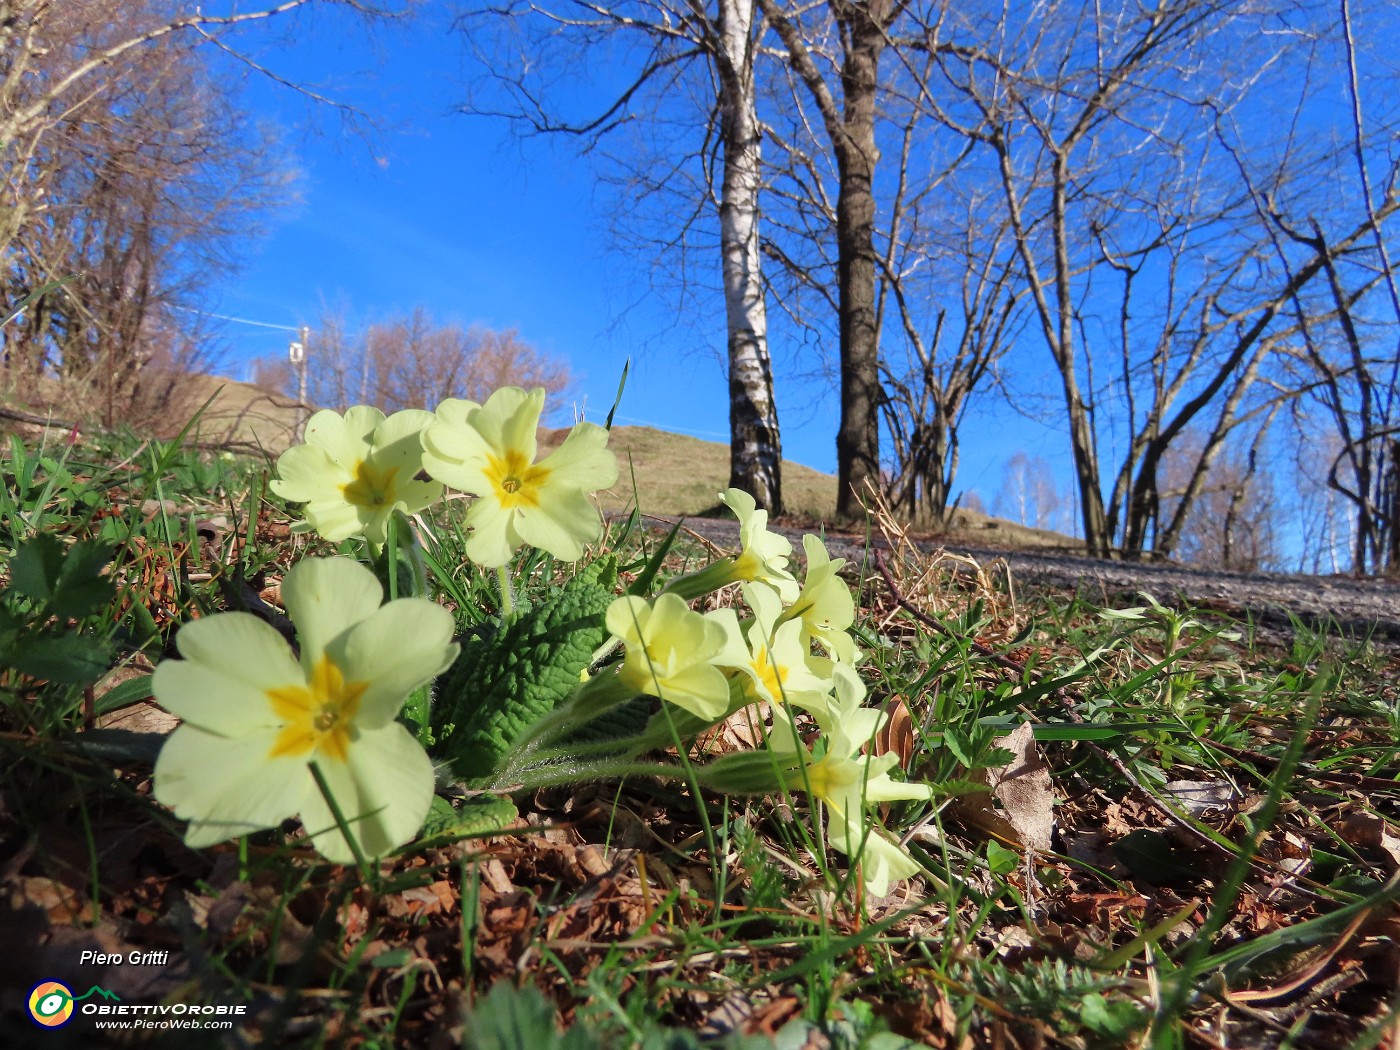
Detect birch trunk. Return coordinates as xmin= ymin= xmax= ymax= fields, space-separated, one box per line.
xmin=716 ymin=0 xmax=782 ymax=512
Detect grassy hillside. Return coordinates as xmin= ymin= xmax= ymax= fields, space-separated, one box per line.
xmin=5 ymin=373 xmax=1078 ymax=546
xmin=541 ymin=424 xmax=838 ymax=520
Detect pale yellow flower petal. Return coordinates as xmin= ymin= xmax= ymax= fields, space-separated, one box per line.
xmin=154 ymin=725 xmax=309 ymax=846
xmin=851 ymin=827 xmax=923 ymax=897
xmin=422 ymin=387 xmax=615 ymax=566
xmin=297 ymin=722 xmax=435 ymax=863
xmin=609 ymin=594 xmax=731 ymax=719
xmin=158 ymin=613 xmax=304 ymax=734
xmin=720 ymin=488 xmax=798 ymax=601
xmin=463 ymin=495 xmax=522 ymax=568
xmin=269 ymin=443 xmax=345 ymax=504
xmin=512 ymin=486 xmax=604 ymax=563
xmin=331 ymin=598 xmax=458 ymax=728
xmin=537 ymin=422 xmax=619 ymax=492
xmin=306 ymin=407 xmax=376 ymax=468
xmin=274 ymin=406 xmax=439 ymax=545
xmin=279 ymin=558 xmax=384 ymax=672
xmin=153 ymin=554 xmax=451 ymax=863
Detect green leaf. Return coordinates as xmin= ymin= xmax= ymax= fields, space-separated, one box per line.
xmin=1110 ymin=829 xmax=1202 ymax=884
xmin=0 ymin=605 xmax=22 ymax=655
xmin=563 ymin=694 xmax=654 ymax=746
xmin=1078 ymin=992 xmax=1144 ymax=1040
xmin=51 ymin=539 xmax=116 ymax=620
xmin=73 ymin=727 xmax=168 ymax=765
xmin=11 ymin=631 xmax=111 ymax=684
xmin=417 ymin=794 xmax=518 ymax=843
xmin=436 ymin=562 xmax=618 ymax=781
xmin=369 ymin=948 xmax=414 ymax=969
xmin=940 ymin=729 xmax=973 ymax=767
xmin=986 ymin=839 xmax=1020 ymax=875
xmin=6 ymin=534 xmax=114 ymax=620
xmin=1029 ymin=722 xmax=1180 ymax=742
xmin=627 ymin=517 xmax=684 ymax=596
xmin=94 ymin=674 xmax=154 ymax=717
xmin=10 ymin=532 xmax=66 ymax=603
xmin=460 ymin=982 xmax=600 ymax=1050
xmin=637 ymin=1030 xmax=702 ymax=1050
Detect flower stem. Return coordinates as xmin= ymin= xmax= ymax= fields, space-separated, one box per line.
xmin=309 ymin=761 xmax=373 ymax=882
xmin=658 ymin=558 xmax=741 ymax=603
xmin=386 ymin=514 xmax=400 ymax=602
xmin=496 ymin=564 xmax=515 ymax=617
xmin=510 ymin=668 xmax=635 ymax=755
xmin=393 ymin=514 xmax=433 ymax=742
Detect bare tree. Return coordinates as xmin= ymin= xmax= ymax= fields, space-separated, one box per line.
xmin=992 ymin=451 xmax=1061 ymax=530
xmin=902 ymin=0 xmax=1400 ymax=561
xmin=368 ymin=310 xmax=573 ymax=412
xmin=877 ymin=177 xmax=1028 ymax=525
xmin=1 ymin=4 xmax=288 ymax=425
xmin=262 ymin=307 xmax=573 ymax=414
xmin=456 ymin=0 xmax=784 ymax=510
xmin=1275 ymin=0 xmax=1400 ymax=574
xmin=1160 ymin=425 xmax=1279 ymax=571
xmin=0 ymin=0 xmax=398 ymax=424
xmin=757 ymin=0 xmax=905 ymax=519
xmin=0 ymin=0 xmax=382 ymax=262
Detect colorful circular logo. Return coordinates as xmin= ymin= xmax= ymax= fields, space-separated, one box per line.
xmin=28 ymin=981 xmax=75 ymax=1028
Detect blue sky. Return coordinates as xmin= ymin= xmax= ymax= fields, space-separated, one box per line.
xmin=204 ymin=3 xmax=1045 ymax=503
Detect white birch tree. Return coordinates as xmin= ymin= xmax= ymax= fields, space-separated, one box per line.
xmin=458 ymin=0 xmax=785 ymax=509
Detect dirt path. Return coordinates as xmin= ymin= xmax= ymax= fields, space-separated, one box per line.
xmin=645 ymin=514 xmax=1400 ymax=640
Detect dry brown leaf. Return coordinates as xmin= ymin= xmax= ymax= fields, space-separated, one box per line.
xmin=949 ymin=722 xmax=1055 ymax=853
xmin=94 ymin=698 xmax=178 ymax=735
xmin=1340 ymin=812 xmax=1400 ymax=870
xmin=871 ymin=694 xmax=915 ymax=771
xmin=1162 ymin=779 xmax=1235 ymax=817
xmin=10 ymin=876 xmax=92 ymax=923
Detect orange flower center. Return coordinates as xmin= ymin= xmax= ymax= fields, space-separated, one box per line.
xmin=752 ymin=644 xmax=787 ymax=700
xmin=485 ymin=448 xmax=549 ymax=509
xmin=265 ymin=655 xmax=369 ymax=763
xmin=341 ymin=459 xmax=400 ymax=508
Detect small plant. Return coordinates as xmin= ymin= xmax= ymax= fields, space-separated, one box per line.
xmin=0 ymin=532 xmax=115 ymax=728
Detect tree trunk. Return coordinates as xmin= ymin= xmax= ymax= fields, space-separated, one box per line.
xmin=716 ymin=0 xmax=782 ymax=511
xmin=832 ymin=0 xmax=888 ymax=520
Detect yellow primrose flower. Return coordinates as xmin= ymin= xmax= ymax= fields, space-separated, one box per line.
xmin=420 ymin=387 xmax=618 ymax=567
xmin=270 ymin=406 xmax=442 ymax=545
xmin=769 ymin=665 xmax=932 ymax=896
xmin=778 ymin=535 xmax=857 ymax=663
xmin=711 ymin=583 xmax=832 ymax=713
xmin=722 ymin=488 xmax=799 ymax=601
xmin=662 ymin=488 xmax=798 ymax=602
xmin=606 ymin=593 xmax=732 ymax=720
xmin=152 ymin=558 xmax=458 ymax=864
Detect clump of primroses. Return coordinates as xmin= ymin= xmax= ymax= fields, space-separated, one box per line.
xmin=151 ymin=387 xmax=931 ymax=898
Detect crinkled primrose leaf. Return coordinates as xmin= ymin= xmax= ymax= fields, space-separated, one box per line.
xmin=417 ymin=793 xmax=518 ymax=844
xmin=433 ymin=558 xmax=619 ymax=782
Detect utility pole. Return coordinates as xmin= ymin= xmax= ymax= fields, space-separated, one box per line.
xmin=290 ymin=324 xmax=309 ymax=442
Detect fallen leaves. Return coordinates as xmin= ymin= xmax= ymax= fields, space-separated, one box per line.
xmin=950 ymin=722 xmax=1056 ymax=854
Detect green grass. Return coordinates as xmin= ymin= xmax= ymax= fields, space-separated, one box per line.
xmin=2 ymin=421 xmax=1399 ymax=1048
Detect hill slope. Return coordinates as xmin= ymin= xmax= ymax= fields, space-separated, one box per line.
xmin=4 ymin=373 xmax=1078 ymax=547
